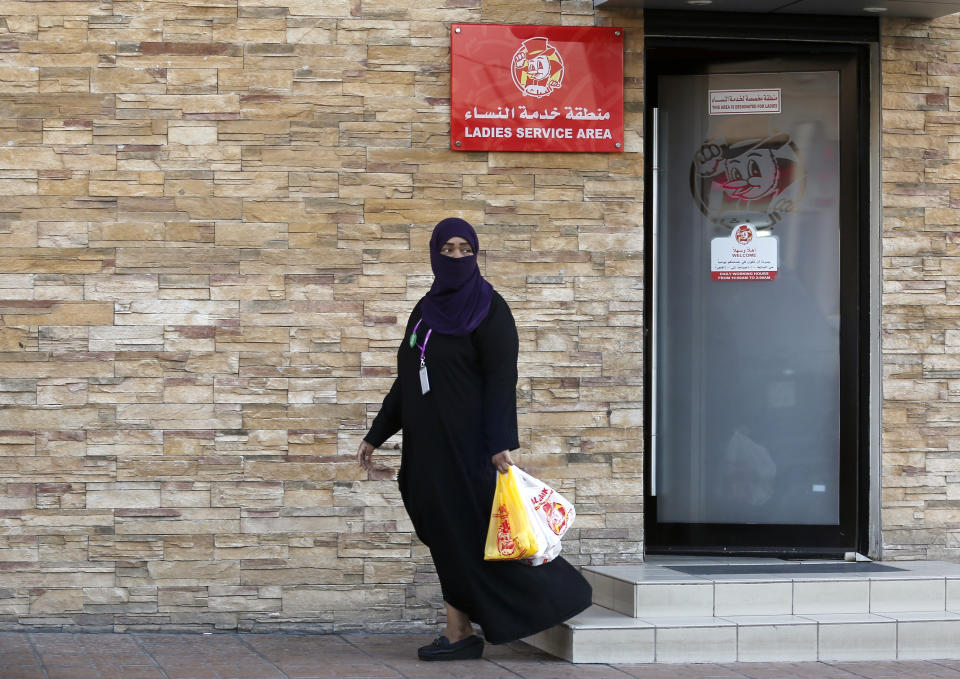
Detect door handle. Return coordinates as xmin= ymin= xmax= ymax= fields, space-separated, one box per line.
xmin=650 ymin=107 xmax=660 ymax=497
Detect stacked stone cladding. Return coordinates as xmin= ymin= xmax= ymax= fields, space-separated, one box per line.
xmin=881 ymin=15 xmax=960 ymax=562
xmin=6 ymin=0 xmax=954 ymax=634
xmin=0 ymin=1 xmax=645 ymax=630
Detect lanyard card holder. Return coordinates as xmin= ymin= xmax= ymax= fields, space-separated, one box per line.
xmin=419 ymin=360 xmax=430 ymax=395
xmin=410 ymin=318 xmax=432 ymax=395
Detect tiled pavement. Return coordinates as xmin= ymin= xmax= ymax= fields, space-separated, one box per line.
xmin=4 ymin=632 xmax=960 ymax=679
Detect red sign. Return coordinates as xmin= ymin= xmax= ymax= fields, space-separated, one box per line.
xmin=450 ymin=24 xmax=624 ymax=153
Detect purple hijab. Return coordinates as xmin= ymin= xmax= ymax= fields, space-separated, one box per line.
xmin=421 ymin=217 xmax=494 ymax=336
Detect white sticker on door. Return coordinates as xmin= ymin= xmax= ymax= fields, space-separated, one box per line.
xmin=709 ymin=89 xmax=781 ymax=115
xmin=711 ymin=223 xmax=778 ymax=281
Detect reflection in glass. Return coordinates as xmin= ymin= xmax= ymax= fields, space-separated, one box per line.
xmin=656 ymin=71 xmax=841 ymax=526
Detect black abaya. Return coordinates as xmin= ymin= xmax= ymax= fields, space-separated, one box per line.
xmin=364 ymin=292 xmax=592 ymax=644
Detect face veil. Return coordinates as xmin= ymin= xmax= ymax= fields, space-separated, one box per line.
xmin=421 ymin=217 xmax=494 ymax=336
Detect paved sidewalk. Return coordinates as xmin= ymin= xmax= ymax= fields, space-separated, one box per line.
xmin=4 ymin=631 xmax=960 ymax=679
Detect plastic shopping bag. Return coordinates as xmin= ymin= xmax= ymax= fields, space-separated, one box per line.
xmin=513 ymin=466 xmax=576 ymax=566
xmin=484 ymin=465 xmax=540 ymax=561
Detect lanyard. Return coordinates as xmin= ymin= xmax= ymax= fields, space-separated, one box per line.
xmin=410 ymin=318 xmax=432 ymax=366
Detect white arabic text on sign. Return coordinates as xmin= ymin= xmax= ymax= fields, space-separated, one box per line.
xmin=464 ymin=105 xmax=612 ymax=121
xmin=709 ymin=89 xmax=781 ymax=116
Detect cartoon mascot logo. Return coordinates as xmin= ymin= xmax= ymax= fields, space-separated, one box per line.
xmin=511 ymin=36 xmax=564 ymax=98
xmin=543 ymin=502 xmax=570 ymax=535
xmin=690 ymin=132 xmax=806 ymax=233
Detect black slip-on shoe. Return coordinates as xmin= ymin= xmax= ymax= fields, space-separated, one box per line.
xmin=417 ymin=634 xmax=484 ymax=661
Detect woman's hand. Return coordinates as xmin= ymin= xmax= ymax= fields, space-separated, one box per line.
xmin=491 ymin=450 xmax=514 ymax=474
xmin=357 ymin=440 xmax=375 ymax=471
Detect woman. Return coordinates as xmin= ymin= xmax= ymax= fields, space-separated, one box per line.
xmin=356 ymin=217 xmax=592 ymax=661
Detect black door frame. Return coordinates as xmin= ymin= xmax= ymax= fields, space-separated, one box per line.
xmin=642 ymin=37 xmax=873 ymax=557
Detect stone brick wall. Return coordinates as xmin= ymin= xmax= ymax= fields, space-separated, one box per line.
xmin=881 ymin=15 xmax=960 ymax=561
xmin=0 ymin=1 xmax=645 ymax=630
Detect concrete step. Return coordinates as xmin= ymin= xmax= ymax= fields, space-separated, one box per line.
xmin=582 ymin=559 xmax=960 ymax=617
xmin=523 ymin=559 xmax=960 ymax=663
xmin=524 ymin=604 xmax=960 ymax=663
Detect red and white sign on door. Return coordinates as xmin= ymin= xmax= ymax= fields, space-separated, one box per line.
xmin=450 ymin=24 xmax=624 ymax=153
xmin=711 ymin=224 xmax=779 ymax=281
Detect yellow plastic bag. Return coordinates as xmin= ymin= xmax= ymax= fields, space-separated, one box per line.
xmin=484 ymin=465 xmax=540 ymax=561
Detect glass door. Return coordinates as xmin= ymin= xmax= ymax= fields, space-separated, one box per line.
xmin=645 ymin=45 xmax=867 ymax=555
